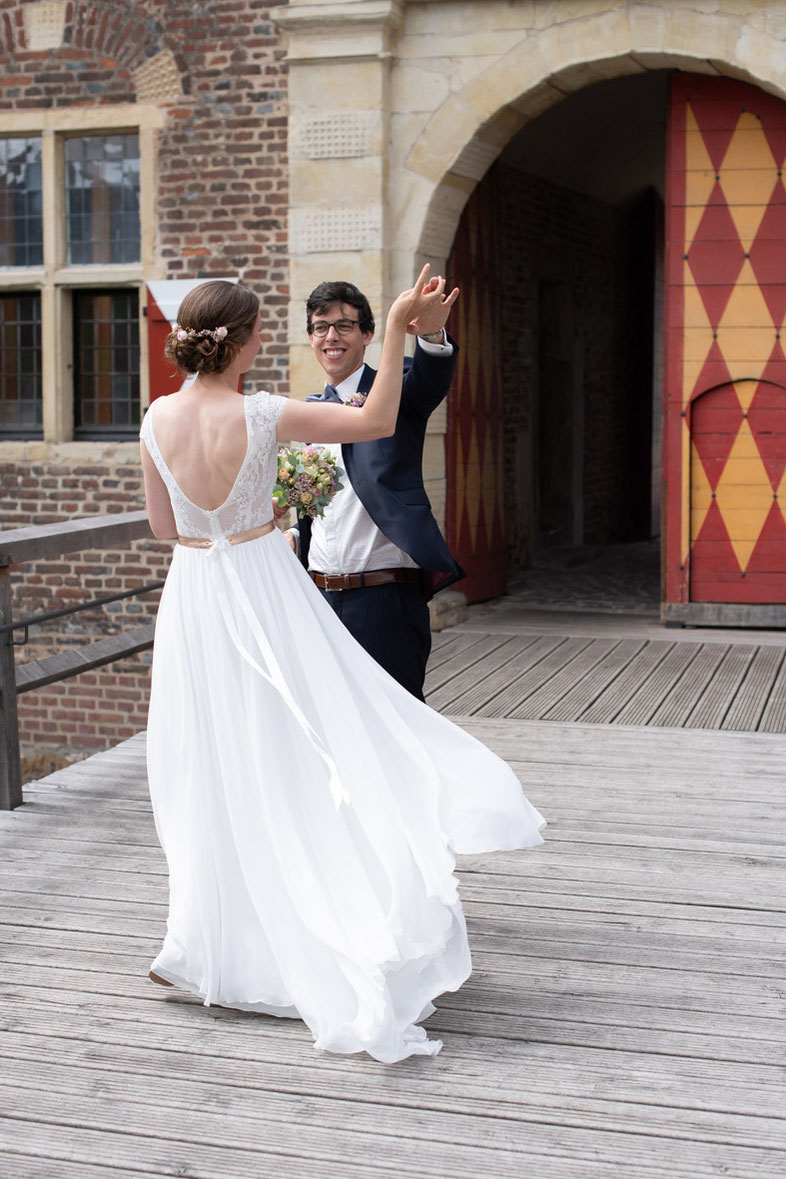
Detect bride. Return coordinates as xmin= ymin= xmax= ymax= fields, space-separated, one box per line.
xmin=139 ymin=267 xmax=545 ymax=1063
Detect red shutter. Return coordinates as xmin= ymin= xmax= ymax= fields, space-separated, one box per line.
xmin=146 ymin=287 xmax=181 ymax=402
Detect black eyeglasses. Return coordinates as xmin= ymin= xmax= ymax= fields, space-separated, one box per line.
xmin=308 ymin=318 xmax=360 ymax=338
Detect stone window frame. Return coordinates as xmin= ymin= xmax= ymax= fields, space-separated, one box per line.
xmin=0 ymin=104 xmax=164 ymax=442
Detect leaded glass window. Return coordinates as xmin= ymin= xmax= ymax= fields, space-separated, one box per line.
xmin=0 ymin=137 xmax=43 ymax=267
xmin=0 ymin=293 xmax=43 ymax=434
xmin=73 ymin=289 xmax=140 ymax=435
xmin=65 ymin=134 xmax=140 ymax=266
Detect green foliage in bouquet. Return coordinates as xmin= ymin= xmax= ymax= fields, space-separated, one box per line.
xmin=273 ymin=446 xmax=345 ymax=519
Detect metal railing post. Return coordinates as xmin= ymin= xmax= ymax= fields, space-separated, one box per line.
xmin=0 ymin=510 xmax=154 ymax=810
xmin=0 ymin=563 xmax=22 ymax=810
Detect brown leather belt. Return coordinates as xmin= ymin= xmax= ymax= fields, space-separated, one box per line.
xmin=311 ymin=568 xmax=422 ymax=592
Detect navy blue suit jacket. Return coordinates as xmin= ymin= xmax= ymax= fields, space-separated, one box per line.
xmin=298 ymin=337 xmax=464 ymax=598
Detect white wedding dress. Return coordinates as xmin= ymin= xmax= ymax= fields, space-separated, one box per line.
xmin=140 ymin=389 xmax=545 ymax=1062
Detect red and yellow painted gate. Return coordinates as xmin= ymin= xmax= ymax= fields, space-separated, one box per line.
xmin=445 ymin=174 xmax=508 ymax=603
xmin=665 ymin=74 xmax=786 ymax=622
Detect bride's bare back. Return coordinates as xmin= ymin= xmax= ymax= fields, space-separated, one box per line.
xmin=141 ymin=264 xmax=456 ymax=539
xmin=149 ymin=388 xmax=249 ymax=511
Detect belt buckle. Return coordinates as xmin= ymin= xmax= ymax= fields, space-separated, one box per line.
xmin=324 ymin=573 xmax=346 ymax=592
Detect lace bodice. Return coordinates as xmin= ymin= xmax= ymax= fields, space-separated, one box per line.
xmin=140 ymin=391 xmax=287 ymax=539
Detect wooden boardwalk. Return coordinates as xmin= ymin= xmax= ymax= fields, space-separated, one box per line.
xmin=1 ymin=702 xmax=785 ymax=1176
xmin=427 ymin=608 xmax=786 ymax=731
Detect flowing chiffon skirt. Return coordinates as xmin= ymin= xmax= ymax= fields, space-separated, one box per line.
xmin=146 ymin=527 xmax=545 ymax=1062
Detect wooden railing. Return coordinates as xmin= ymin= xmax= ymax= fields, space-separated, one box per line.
xmin=0 ymin=511 xmax=159 ymax=810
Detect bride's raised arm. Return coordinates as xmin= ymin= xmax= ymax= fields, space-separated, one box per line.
xmin=276 ymin=266 xmax=458 ymax=444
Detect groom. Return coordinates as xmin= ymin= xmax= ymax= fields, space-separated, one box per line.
xmin=288 ymin=277 xmax=462 ymax=700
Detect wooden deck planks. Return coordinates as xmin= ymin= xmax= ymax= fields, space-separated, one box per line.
xmin=473 ymin=637 xmax=592 ymax=719
xmin=647 ymin=642 xmax=728 ymax=727
xmin=683 ymin=646 xmax=759 ymax=730
xmin=542 ymin=639 xmax=646 ymax=722
xmin=425 ymin=635 xmax=538 ymax=713
xmin=569 ymin=640 xmax=675 ymax=724
xmin=428 ymin=635 xmax=562 ymax=716
xmin=1 ymin=718 xmax=785 ymax=1178
xmin=759 ymin=653 xmax=786 ymax=734
xmin=507 ymin=638 xmax=617 ymax=720
xmin=424 ymin=620 xmax=786 ymax=733
xmin=721 ymin=645 xmax=786 ymax=732
xmin=604 ymin=642 xmax=704 ymax=726
xmin=423 ymin=633 xmax=513 ymax=692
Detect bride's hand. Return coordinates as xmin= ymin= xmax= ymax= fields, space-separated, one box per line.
xmin=386 ymin=266 xmax=460 ymax=337
xmin=386 ymin=264 xmax=437 ymax=331
xmin=405 ymin=274 xmax=460 ymax=337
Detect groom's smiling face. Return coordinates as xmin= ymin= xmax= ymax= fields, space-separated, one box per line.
xmin=308 ymin=301 xmax=374 ymax=387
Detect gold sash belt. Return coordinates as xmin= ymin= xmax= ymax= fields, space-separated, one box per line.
xmin=177 ymin=521 xmax=275 ymax=549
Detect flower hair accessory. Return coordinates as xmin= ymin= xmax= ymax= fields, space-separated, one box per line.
xmin=174 ymin=324 xmax=228 ymax=343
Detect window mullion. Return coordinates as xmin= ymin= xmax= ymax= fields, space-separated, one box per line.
xmin=41 ymin=129 xmax=60 ymax=271
xmin=40 ymin=130 xmax=66 ymax=441
xmin=41 ymin=285 xmax=71 ymax=442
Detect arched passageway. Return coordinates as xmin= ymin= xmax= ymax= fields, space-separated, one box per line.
xmin=443 ymin=71 xmax=786 ymax=625
xmin=445 ymin=71 xmax=667 ymax=602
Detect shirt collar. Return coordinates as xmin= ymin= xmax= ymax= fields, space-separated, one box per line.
xmin=332 ymin=366 xmax=365 ymax=402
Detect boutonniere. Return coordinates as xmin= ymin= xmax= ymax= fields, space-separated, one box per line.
xmin=344 ymin=391 xmax=368 ymax=408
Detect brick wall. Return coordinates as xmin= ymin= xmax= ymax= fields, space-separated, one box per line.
xmin=1 ymin=1 xmax=290 ymax=773
xmin=0 ymin=0 xmax=290 ymax=390
xmin=497 ymin=163 xmax=640 ymax=569
xmin=152 ymin=0 xmax=290 ymax=391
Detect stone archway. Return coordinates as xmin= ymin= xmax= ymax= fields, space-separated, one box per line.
xmin=384 ymin=13 xmax=786 ymax=608
xmin=399 ymin=28 xmax=786 ymax=284
xmin=279 ymin=0 xmax=786 ymax=373
xmin=277 ymin=0 xmax=786 ymax=612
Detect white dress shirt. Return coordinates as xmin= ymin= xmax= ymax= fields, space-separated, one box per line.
xmin=304 ymin=334 xmax=453 ymax=575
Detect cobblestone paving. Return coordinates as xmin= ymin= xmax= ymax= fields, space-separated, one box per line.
xmin=507 ymin=540 xmax=661 ymax=616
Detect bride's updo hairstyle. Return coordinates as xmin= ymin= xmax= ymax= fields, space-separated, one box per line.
xmin=165 ymin=281 xmax=259 ymax=375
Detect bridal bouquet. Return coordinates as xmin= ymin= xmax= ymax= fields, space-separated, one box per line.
xmin=273 ymin=445 xmax=345 ymax=519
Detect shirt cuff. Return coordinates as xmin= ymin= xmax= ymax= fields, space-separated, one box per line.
xmin=417 ymin=330 xmax=453 ymax=356
xmin=286 ymin=526 xmax=300 ymax=557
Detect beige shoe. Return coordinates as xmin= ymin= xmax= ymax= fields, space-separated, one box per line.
xmin=148 ymin=970 xmax=173 ymax=987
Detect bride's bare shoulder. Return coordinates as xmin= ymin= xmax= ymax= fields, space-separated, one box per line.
xmin=147 ymin=392 xmax=185 ymax=424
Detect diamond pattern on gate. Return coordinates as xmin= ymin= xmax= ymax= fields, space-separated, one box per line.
xmin=445 ymin=175 xmax=507 ymax=601
xmin=683 ymin=85 xmax=786 ymax=598
xmin=714 ymin=420 xmax=776 ymax=571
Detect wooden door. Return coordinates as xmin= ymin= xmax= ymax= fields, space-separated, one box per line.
xmin=665 ymin=74 xmax=786 ymax=620
xmin=445 ymin=171 xmax=508 ymax=602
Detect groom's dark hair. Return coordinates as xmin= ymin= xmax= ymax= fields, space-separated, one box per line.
xmin=306 ymin=281 xmax=375 ymax=336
